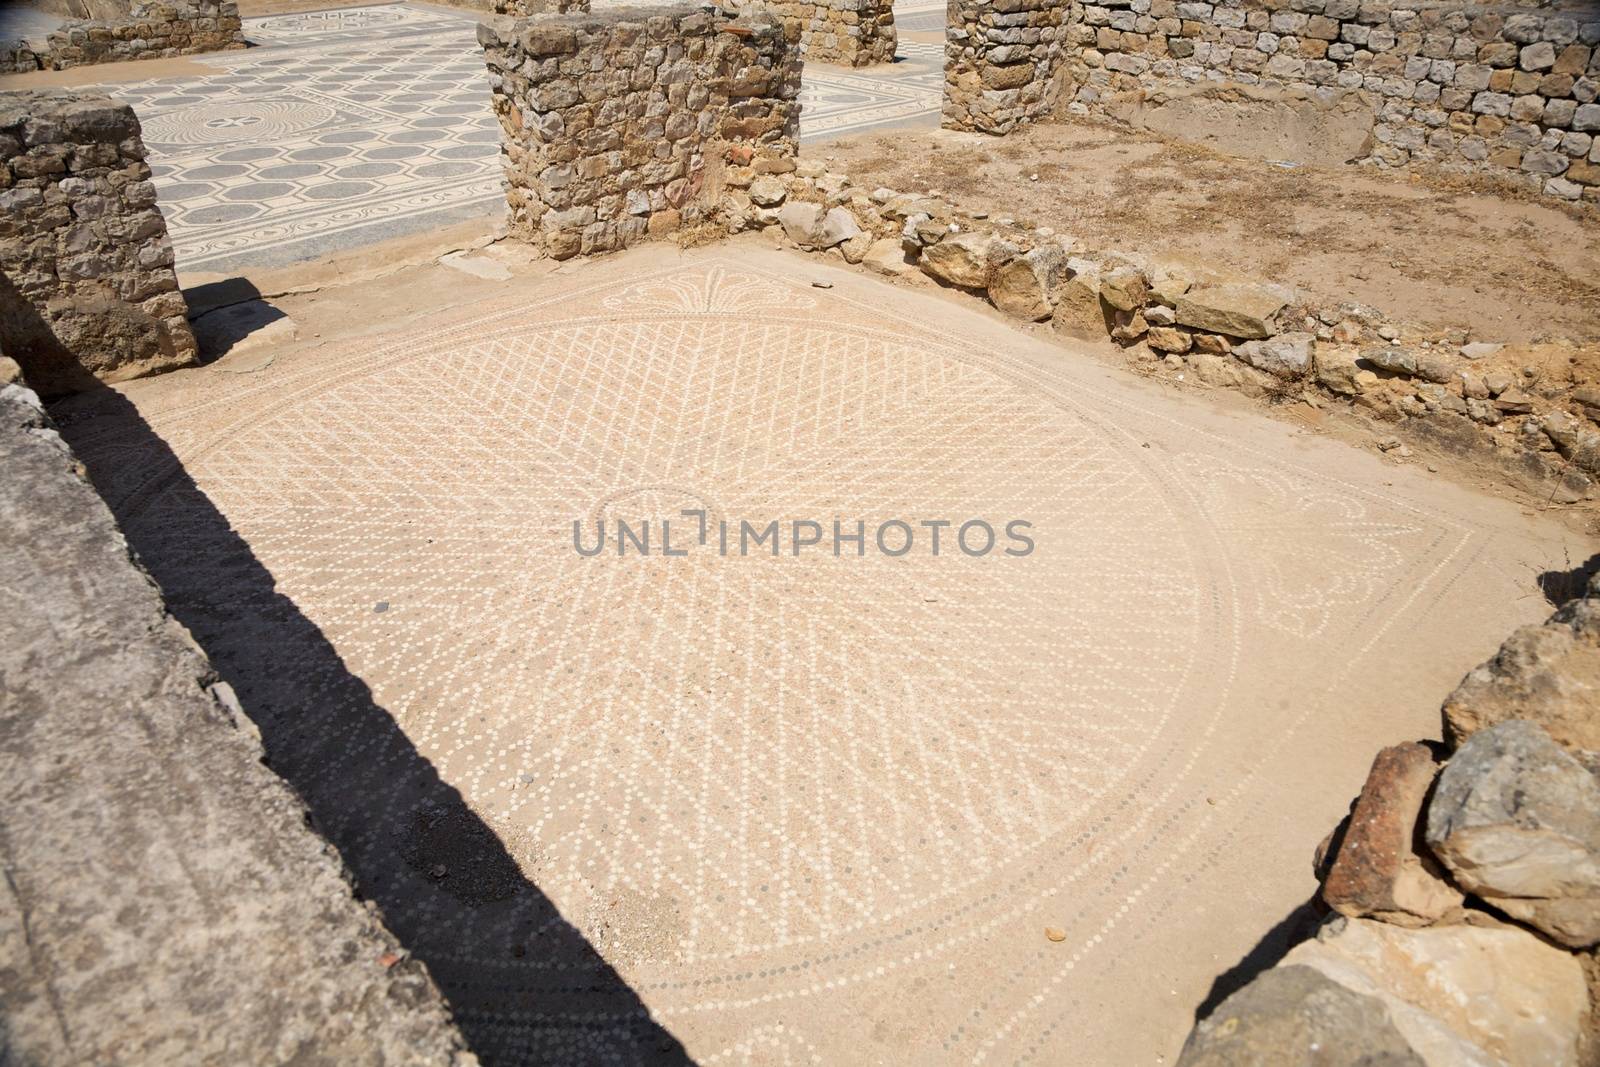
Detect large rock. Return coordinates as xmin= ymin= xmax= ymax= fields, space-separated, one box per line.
xmin=1234 ymin=332 xmax=1315 ymax=379
xmin=778 ymin=200 xmax=825 ymax=248
xmin=921 ymin=232 xmax=1012 ymax=290
xmin=1323 ymin=743 xmax=1463 ymax=927
xmin=1426 ymin=720 xmax=1600 ymax=948
xmin=1099 ymin=267 xmax=1149 ymax=312
xmin=816 ymin=206 xmax=862 ymax=249
xmin=1444 ymin=590 xmax=1600 ymax=753
xmin=1284 ymin=916 xmax=1588 ymax=1066
xmin=1175 ymin=283 xmax=1290 ymax=339
xmin=747 ymin=175 xmax=787 ymax=207
xmin=863 ymin=238 xmax=916 ymax=277
xmin=988 ymin=243 xmax=1067 ymax=321
xmin=1051 ymin=273 xmax=1111 ymax=341
xmin=1177 ymin=965 xmax=1424 ymax=1067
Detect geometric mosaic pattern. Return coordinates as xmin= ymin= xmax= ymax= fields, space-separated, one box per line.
xmin=82 ymin=3 xmax=942 ymax=274
xmin=895 ymin=0 xmax=947 ymax=32
xmin=802 ymin=38 xmax=943 ymax=141
xmin=59 ymin=251 xmax=1520 ymax=1064
xmin=91 ymin=8 xmax=504 ymax=273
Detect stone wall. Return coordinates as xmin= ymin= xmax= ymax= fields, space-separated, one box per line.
xmin=760 ymin=0 xmax=897 ymax=66
xmin=480 ymin=4 xmax=803 ymax=259
xmin=0 ymin=367 xmax=474 ymax=1065
xmin=1179 ymin=575 xmax=1600 ymax=1065
xmin=0 ymin=90 xmax=196 ymax=398
xmin=1061 ymin=0 xmax=1600 ymax=200
xmin=738 ymin=154 xmax=1600 ymax=507
xmin=944 ymin=0 xmax=1072 ymax=133
xmin=493 ymin=0 xmax=589 ymax=16
xmin=1 ymin=0 xmax=245 ymax=71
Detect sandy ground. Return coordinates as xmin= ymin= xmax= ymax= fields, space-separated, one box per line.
xmin=52 ymin=238 xmax=1595 ymax=1064
xmin=821 ymin=120 xmax=1600 ymax=346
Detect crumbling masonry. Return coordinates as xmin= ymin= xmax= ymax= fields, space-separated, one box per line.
xmin=0 ymin=1 xmax=245 ymax=72
xmin=0 ymin=90 xmax=196 ymax=397
xmin=941 ymin=0 xmax=1600 ymax=200
xmin=945 ymin=0 xmax=1071 ymax=133
xmin=480 ymin=4 xmax=803 ymax=259
xmin=761 ymin=0 xmax=897 ymax=66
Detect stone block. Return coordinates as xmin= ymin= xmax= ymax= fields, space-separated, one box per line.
xmin=1426 ymin=720 xmax=1600 ymax=948
xmin=1282 ymin=916 xmax=1587 ymax=1066
xmin=1443 ymin=588 xmax=1600 ymax=753
xmin=1321 ymin=743 xmax=1463 ymax=926
xmin=1174 ymin=283 xmax=1288 ymax=339
xmin=0 ymin=89 xmax=195 ymax=396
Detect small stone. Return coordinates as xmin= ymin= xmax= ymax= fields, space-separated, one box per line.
xmin=1147 ymin=326 xmax=1192 ymax=354
xmin=1460 ymin=342 xmax=1504 ymax=360
xmin=1044 ymin=926 xmax=1066 ymax=942
xmin=747 ymin=175 xmax=787 ymax=207
xmin=1051 ymin=274 xmax=1109 ymax=341
xmin=1110 ymin=308 xmax=1149 ymax=345
xmin=1364 ymin=347 xmax=1418 ymax=376
xmin=839 ymin=230 xmax=873 ymax=265
xmin=1316 ymin=351 xmax=1366 ymax=396
xmin=1493 ymin=388 xmax=1534 ymax=414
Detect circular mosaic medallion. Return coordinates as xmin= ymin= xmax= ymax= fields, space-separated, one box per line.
xmin=141 ymin=100 xmax=338 ymax=146
xmin=88 ymin=262 xmax=1244 ymax=1062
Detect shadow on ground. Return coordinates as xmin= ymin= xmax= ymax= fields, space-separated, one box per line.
xmin=57 ymin=386 xmax=689 ymax=1066
xmin=1538 ymin=551 xmax=1600 ymax=608
xmin=1191 ymin=897 xmax=1326 ymax=1022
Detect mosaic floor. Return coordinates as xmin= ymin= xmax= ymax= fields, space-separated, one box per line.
xmin=78 ymin=2 xmax=940 ymax=274
xmin=59 ymin=245 xmax=1574 ymax=1064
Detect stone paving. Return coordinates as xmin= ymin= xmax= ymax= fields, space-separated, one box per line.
xmin=72 ymin=1 xmax=940 ymax=274
xmin=57 ymin=243 xmax=1580 ymax=1064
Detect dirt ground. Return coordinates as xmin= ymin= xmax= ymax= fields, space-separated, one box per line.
xmin=822 ymin=119 xmax=1600 ymax=346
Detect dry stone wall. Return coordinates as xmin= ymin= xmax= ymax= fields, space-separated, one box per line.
xmin=741 ymin=156 xmax=1600 ymax=508
xmin=944 ymin=0 xmax=1072 ymax=132
xmin=1062 ymin=0 xmax=1600 ymax=200
xmin=0 ymin=89 xmax=196 ymax=398
xmin=480 ymin=4 xmax=803 ymax=259
xmin=493 ymin=0 xmax=589 ymax=16
xmin=0 ymin=0 xmax=245 ymax=72
xmin=760 ymin=0 xmax=897 ymax=66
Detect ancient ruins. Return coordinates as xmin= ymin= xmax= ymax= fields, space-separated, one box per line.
xmin=1 ymin=0 xmax=1598 ymax=1063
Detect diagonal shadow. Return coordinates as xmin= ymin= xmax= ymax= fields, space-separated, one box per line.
xmin=55 ymin=384 xmax=691 ymax=1066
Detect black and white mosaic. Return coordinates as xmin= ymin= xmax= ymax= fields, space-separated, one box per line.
xmin=90 ymin=2 xmax=941 ymax=273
